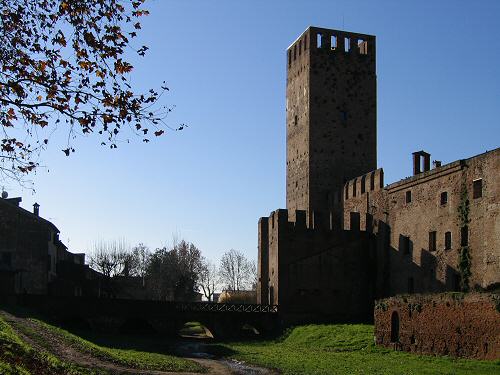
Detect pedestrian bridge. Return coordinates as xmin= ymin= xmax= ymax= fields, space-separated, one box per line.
xmin=15 ymin=295 xmax=280 ymax=338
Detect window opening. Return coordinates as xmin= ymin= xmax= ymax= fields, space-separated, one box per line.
xmin=390 ymin=312 xmax=400 ymax=342
xmin=288 ymin=50 xmax=291 ymax=67
xmin=299 ymin=40 xmax=302 ymax=56
xmin=331 ymin=35 xmax=337 ymax=50
xmin=440 ymin=191 xmax=448 ymax=205
xmin=317 ymin=33 xmax=322 ymax=48
xmin=429 ymin=231 xmax=436 ymax=252
xmin=344 ymin=37 xmax=350 ymax=52
xmin=361 ymin=175 xmax=366 ymax=194
xmin=461 ymin=226 xmax=468 ymax=247
xmin=405 ymin=191 xmax=412 ymax=204
xmin=400 ymin=235 xmax=410 ymax=255
xmin=444 ymin=231 xmax=452 ymax=250
xmin=473 ymin=179 xmax=482 ymax=199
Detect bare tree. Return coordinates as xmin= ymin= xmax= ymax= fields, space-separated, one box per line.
xmin=88 ymin=239 xmax=130 ymax=277
xmin=198 ymin=257 xmax=218 ymax=301
xmin=218 ymin=249 xmax=254 ymax=292
xmin=249 ymin=259 xmax=257 ymax=291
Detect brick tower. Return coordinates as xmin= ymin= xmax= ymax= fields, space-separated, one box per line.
xmin=286 ymin=27 xmax=377 ymax=224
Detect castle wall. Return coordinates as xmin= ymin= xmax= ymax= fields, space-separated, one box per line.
xmin=374 ymin=293 xmax=500 ymax=360
xmin=257 ymin=208 xmax=375 ymax=321
xmin=343 ymin=148 xmax=500 ymax=296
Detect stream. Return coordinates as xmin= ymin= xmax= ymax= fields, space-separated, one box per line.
xmin=176 ymin=341 xmax=276 ymax=375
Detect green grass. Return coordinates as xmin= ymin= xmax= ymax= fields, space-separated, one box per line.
xmin=34 ymin=319 xmax=206 ymax=373
xmin=179 ymin=321 xmax=208 ymax=336
xmin=0 ymin=315 xmax=101 ymax=375
xmin=218 ymin=324 xmax=500 ymax=375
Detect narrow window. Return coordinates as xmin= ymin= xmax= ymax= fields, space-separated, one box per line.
xmin=331 ymin=35 xmax=337 ymax=50
xmin=473 ymin=179 xmax=482 ymax=199
xmin=444 ymin=231 xmax=452 ymax=250
xmin=288 ymin=50 xmax=291 ymax=67
xmin=294 ymin=114 xmax=298 ymax=126
xmin=429 ymin=231 xmax=436 ymax=251
xmin=400 ymin=235 xmax=410 ymax=255
xmin=352 ymin=180 xmax=357 ymax=197
xmin=453 ymin=274 xmax=461 ymax=291
xmin=405 ymin=190 xmax=412 ymax=203
xmin=370 ymin=173 xmax=375 ymax=191
xmin=361 ymin=175 xmax=366 ymax=194
xmin=317 ymin=33 xmax=322 ymax=48
xmin=440 ymin=191 xmax=448 ymax=205
xmin=461 ymin=226 xmax=468 ymax=246
xmin=293 ymin=44 xmax=297 ymax=60
xmin=390 ymin=312 xmax=400 ymax=342
xmin=345 ymin=184 xmax=349 ymax=200
xmin=344 ymin=37 xmax=350 ymax=52
xmin=299 ymin=40 xmax=302 ymax=56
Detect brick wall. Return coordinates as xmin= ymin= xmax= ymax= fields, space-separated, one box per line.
xmin=374 ymin=293 xmax=500 ymax=360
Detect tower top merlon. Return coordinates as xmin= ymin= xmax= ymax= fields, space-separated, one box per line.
xmin=287 ymin=26 xmax=375 ymax=51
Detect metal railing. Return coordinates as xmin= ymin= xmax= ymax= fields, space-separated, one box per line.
xmin=175 ymin=302 xmax=278 ymax=313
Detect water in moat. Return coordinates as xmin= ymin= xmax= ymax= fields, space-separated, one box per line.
xmin=177 ymin=341 xmax=276 ymax=375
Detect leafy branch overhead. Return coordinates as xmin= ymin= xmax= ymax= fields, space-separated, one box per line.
xmin=0 ymin=0 xmax=183 ymax=180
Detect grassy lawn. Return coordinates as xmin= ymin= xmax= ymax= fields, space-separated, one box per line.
xmin=218 ymin=324 xmax=500 ymax=375
xmin=0 ymin=315 xmax=101 ymax=375
xmin=179 ymin=321 xmax=209 ymax=336
xmin=34 ymin=318 xmax=206 ymax=373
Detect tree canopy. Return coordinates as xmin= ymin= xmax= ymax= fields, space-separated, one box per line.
xmin=0 ymin=0 xmax=180 ymax=183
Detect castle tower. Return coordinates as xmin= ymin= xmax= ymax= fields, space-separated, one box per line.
xmin=286 ymin=27 xmax=377 ymax=223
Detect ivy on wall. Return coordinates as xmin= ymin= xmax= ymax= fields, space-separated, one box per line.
xmin=457 ymin=184 xmax=471 ymax=292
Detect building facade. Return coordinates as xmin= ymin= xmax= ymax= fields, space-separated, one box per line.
xmin=0 ymin=196 xmax=91 ymax=296
xmin=257 ymin=26 xmax=499 ymax=321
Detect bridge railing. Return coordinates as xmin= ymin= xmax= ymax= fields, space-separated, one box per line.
xmin=175 ymin=302 xmax=278 ymax=313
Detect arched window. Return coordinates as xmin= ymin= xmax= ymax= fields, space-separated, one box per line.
xmin=390 ymin=311 xmax=400 ymax=343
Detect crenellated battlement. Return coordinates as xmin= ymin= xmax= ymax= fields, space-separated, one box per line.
xmin=287 ymin=26 xmax=375 ymax=70
xmin=263 ymin=208 xmax=338 ymax=233
xmin=344 ymin=168 xmax=384 ymax=201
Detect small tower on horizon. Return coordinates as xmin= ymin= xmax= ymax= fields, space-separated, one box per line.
xmin=285 ymin=26 xmax=377 ymax=224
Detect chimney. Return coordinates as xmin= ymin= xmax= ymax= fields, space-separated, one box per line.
xmin=412 ymin=151 xmax=431 ymax=176
xmin=33 ymin=202 xmax=40 ymax=216
xmin=433 ymin=160 xmax=442 ymax=168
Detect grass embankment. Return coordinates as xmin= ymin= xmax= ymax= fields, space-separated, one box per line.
xmin=221 ymin=324 xmax=500 ymax=375
xmin=34 ymin=319 xmax=205 ymax=373
xmin=0 ymin=315 xmax=100 ymax=375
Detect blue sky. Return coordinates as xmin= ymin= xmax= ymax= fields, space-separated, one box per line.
xmin=6 ymin=0 xmax=500 ymax=264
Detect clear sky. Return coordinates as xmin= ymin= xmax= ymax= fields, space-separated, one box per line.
xmin=5 ymin=0 xmax=500 ymax=264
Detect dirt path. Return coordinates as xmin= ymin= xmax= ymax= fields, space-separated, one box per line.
xmin=0 ymin=310 xmax=251 ymax=374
